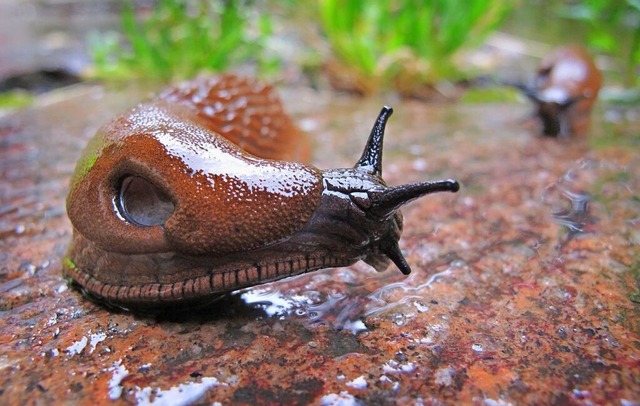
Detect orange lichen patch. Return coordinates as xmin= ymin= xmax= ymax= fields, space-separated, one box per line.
xmin=467 ymin=363 xmax=517 ymax=396
xmin=609 ymin=243 xmax=637 ymax=267
xmin=586 ymin=279 xmax=636 ymax=310
xmin=561 ymin=234 xmax=617 ymax=253
xmin=508 ymin=285 xmax=546 ymax=314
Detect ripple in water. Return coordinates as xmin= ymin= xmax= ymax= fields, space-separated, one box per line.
xmin=543 ymin=158 xmax=637 ymax=240
xmin=239 ymin=261 xmax=461 ymax=334
xmin=550 ymin=189 xmax=592 ymax=234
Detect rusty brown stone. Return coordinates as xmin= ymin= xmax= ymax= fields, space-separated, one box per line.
xmin=0 ymin=86 xmax=638 ymax=404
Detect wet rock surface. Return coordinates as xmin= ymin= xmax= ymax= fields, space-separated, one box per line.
xmin=1 ymin=84 xmax=639 ymax=404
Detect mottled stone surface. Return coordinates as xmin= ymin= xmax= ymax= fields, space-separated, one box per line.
xmin=1 ymin=84 xmax=639 ymax=405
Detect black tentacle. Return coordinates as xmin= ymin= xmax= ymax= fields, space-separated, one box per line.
xmin=355 ymin=106 xmax=393 ymax=176
xmin=369 ymin=180 xmax=460 ymax=219
xmin=380 ymin=239 xmax=412 ymax=275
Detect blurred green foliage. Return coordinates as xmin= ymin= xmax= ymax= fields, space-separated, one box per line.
xmin=0 ymin=91 xmax=34 ymax=110
xmin=318 ymin=0 xmax=514 ymax=95
xmin=88 ymin=0 xmax=275 ymax=82
xmin=558 ymin=0 xmax=640 ymax=88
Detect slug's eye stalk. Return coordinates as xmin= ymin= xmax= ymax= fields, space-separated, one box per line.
xmin=355 ymin=105 xmax=393 ymax=176
xmin=344 ymin=105 xmax=460 ymax=276
xmin=521 ymin=86 xmax=543 ymax=104
xmin=355 ymin=105 xmax=460 ymax=220
xmin=369 ymin=180 xmax=460 ymax=220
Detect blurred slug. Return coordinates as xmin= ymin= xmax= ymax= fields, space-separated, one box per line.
xmin=519 ymin=46 xmax=602 ymax=137
xmin=64 ymin=75 xmax=459 ymax=311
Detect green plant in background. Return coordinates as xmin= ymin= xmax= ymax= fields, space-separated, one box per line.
xmin=318 ymin=0 xmax=514 ymax=96
xmin=0 ymin=91 xmax=33 ymax=110
xmin=559 ymin=0 xmax=640 ymax=88
xmin=89 ymin=0 xmax=276 ymax=82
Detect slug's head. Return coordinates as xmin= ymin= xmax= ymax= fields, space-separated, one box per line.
xmin=531 ymin=46 xmax=602 ymax=137
xmin=536 ymin=97 xmax=580 ymax=137
xmin=310 ymin=107 xmax=459 ymax=275
xmin=514 ymin=81 xmax=582 ymax=137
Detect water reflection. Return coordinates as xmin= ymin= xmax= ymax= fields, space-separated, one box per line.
xmin=239 ymin=287 xmax=314 ymax=318
xmin=308 ymin=293 xmax=368 ymax=333
xmin=362 ymin=263 xmax=461 ymax=318
xmin=239 ymin=283 xmax=371 ymax=334
xmin=550 ymin=189 xmax=592 ymax=234
xmin=238 ymin=260 xmax=461 ymax=334
xmin=543 ymin=158 xmax=637 ymax=241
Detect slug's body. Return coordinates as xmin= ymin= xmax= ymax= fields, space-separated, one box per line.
xmin=522 ymin=46 xmax=602 ymax=137
xmin=64 ymin=75 xmax=458 ymax=311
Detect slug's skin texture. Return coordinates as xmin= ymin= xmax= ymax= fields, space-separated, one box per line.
xmin=64 ymin=75 xmax=459 ymax=311
xmin=527 ymin=46 xmax=602 ymax=137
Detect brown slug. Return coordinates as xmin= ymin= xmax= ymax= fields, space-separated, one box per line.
xmin=521 ymin=46 xmax=602 ymax=137
xmin=64 ymin=75 xmax=459 ymax=311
